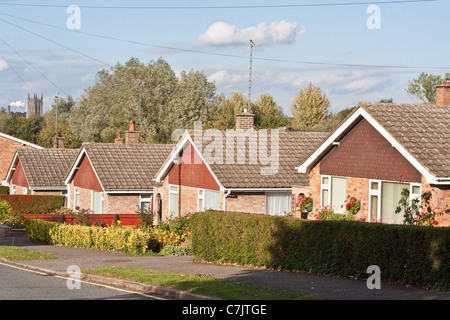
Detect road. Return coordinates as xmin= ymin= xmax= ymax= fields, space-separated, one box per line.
xmin=0 ymin=261 xmax=167 ymax=300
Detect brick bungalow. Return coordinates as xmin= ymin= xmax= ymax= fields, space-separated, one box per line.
xmin=64 ymin=122 xmax=174 ymax=214
xmin=1 ymin=132 xmax=42 ymax=186
xmin=153 ymin=111 xmax=328 ymax=222
xmin=5 ymin=148 xmax=78 ymax=200
xmin=297 ymin=80 xmax=450 ymax=225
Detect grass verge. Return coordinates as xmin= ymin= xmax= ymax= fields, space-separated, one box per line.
xmin=84 ymin=266 xmax=318 ymax=300
xmin=0 ymin=245 xmax=57 ymax=260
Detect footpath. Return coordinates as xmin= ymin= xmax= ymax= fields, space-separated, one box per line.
xmin=1 ymin=235 xmax=450 ymax=300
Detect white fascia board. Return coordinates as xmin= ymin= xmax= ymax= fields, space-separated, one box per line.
xmin=224 ymin=188 xmax=292 ymax=192
xmin=0 ymin=132 xmax=43 ymax=149
xmin=297 ymin=106 xmax=442 ymax=185
xmin=64 ymin=147 xmax=86 ymax=185
xmin=4 ymin=152 xmax=20 ymax=184
xmin=297 ymin=108 xmax=364 ymax=173
xmin=154 ymin=131 xmax=225 ymax=191
xmin=105 ymin=189 xmax=153 ymax=194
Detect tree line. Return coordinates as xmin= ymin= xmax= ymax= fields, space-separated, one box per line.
xmin=0 ymin=57 xmax=447 ymax=148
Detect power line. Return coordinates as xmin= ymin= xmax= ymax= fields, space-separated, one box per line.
xmin=0 ymin=37 xmax=66 ymax=95
xmin=0 ymin=17 xmax=111 ymax=67
xmin=0 ymin=0 xmax=438 ymax=9
xmin=1 ymin=12 xmax=449 ymax=71
xmin=0 ymin=51 xmax=33 ymax=92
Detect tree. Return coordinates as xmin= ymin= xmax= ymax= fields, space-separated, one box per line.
xmin=406 ymin=72 xmax=450 ymax=104
xmin=253 ymin=93 xmax=289 ymax=129
xmin=211 ymin=91 xmax=249 ymax=130
xmin=68 ymin=58 xmax=218 ymax=143
xmin=290 ymin=83 xmax=330 ymax=129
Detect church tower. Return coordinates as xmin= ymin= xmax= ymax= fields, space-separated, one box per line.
xmin=27 ymin=93 xmax=43 ymax=118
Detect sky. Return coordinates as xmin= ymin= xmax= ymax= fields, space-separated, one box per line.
xmin=0 ymin=0 xmax=449 ymax=117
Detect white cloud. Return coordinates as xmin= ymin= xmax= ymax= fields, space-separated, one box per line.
xmin=199 ymin=20 xmax=305 ymax=46
xmin=9 ymin=100 xmax=25 ymax=108
xmin=0 ymin=58 xmax=8 ymax=72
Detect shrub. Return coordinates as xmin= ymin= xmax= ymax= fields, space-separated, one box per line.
xmin=0 ymin=200 xmax=12 ymax=223
xmin=25 ymin=218 xmax=60 ymax=244
xmin=0 ymin=195 xmax=65 ymax=215
xmin=191 ymin=211 xmax=450 ymax=290
xmin=0 ymin=186 xmax=9 ymax=195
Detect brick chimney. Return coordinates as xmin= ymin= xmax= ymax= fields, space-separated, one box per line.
xmin=114 ymin=132 xmax=123 ymax=144
xmin=53 ymin=133 xmax=65 ymax=149
xmin=124 ymin=121 xmax=139 ymax=144
xmin=436 ymin=78 xmax=450 ymax=105
xmin=235 ymin=108 xmax=255 ymax=130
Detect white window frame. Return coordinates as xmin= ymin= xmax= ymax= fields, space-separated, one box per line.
xmin=368 ymin=179 xmax=381 ymax=222
xmin=91 ymin=190 xmax=104 ymax=214
xmin=23 ymin=187 xmax=29 ymax=195
xmin=198 ymin=189 xmax=205 ymax=212
xmin=320 ymin=175 xmax=331 ymax=208
xmin=11 ymin=185 xmax=16 ymax=194
xmin=74 ymin=187 xmax=80 ymax=211
xmin=169 ymin=184 xmax=179 ymax=217
xmin=410 ymin=183 xmax=421 ymax=207
xmin=139 ymin=193 xmax=153 ymax=212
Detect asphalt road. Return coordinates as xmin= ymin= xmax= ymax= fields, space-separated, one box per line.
xmin=0 ymin=261 xmax=167 ymax=300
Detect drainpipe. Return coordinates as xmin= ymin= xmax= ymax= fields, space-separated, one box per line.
xmin=223 ymin=190 xmax=231 ymax=211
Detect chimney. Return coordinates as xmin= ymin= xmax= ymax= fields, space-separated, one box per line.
xmin=124 ymin=120 xmax=139 ymax=144
xmin=436 ymin=78 xmax=450 ymax=105
xmin=114 ymin=132 xmax=123 ymax=144
xmin=53 ymin=133 xmax=65 ymax=149
xmin=7 ymin=105 xmax=10 ymax=114
xmin=235 ymin=108 xmax=255 ymax=130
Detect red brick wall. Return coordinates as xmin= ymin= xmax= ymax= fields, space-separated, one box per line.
xmin=226 ymin=192 xmax=265 ymax=214
xmin=168 ymin=143 xmax=220 ymax=190
xmin=0 ymin=135 xmax=36 ymax=182
xmin=10 ymin=160 xmax=29 ymax=188
xmin=320 ymin=119 xmax=422 ymax=183
xmin=104 ymin=194 xmax=140 ymax=214
xmin=73 ymin=155 xmax=103 ymax=192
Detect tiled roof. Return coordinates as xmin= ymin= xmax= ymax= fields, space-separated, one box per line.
xmin=18 ymin=149 xmax=79 ymax=188
xmin=361 ymin=102 xmax=450 ymax=178
xmin=83 ymin=143 xmax=175 ymax=191
xmin=195 ymin=131 xmax=329 ymax=188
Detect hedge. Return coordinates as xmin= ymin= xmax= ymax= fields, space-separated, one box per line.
xmin=0 ymin=195 xmax=65 ymax=215
xmin=190 ymin=211 xmax=450 ymax=290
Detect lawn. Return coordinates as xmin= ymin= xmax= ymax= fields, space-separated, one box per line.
xmin=0 ymin=245 xmax=57 ymax=260
xmin=85 ymin=266 xmax=318 ymax=300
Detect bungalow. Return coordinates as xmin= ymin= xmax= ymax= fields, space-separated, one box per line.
xmin=4 ymin=148 xmax=78 ymax=201
xmin=1 ymin=132 xmax=42 ymax=186
xmin=153 ymin=111 xmax=328 ymax=222
xmin=297 ymin=81 xmax=450 ymax=225
xmin=64 ymin=123 xmax=174 ymax=215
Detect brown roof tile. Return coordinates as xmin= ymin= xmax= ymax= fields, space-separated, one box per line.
xmin=18 ymin=149 xmax=79 ymax=188
xmin=361 ymin=102 xmax=450 ymax=178
xmin=83 ymin=143 xmax=175 ymax=191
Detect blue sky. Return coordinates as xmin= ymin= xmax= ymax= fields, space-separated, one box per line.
xmin=0 ymin=0 xmax=449 ymax=117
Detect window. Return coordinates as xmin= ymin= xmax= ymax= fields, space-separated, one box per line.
xmin=369 ymin=180 xmax=381 ymax=222
xmin=23 ymin=188 xmax=31 ymax=195
xmin=74 ymin=187 xmax=80 ymax=210
xmin=11 ymin=185 xmax=16 ymax=194
xmin=198 ymin=189 xmax=220 ymax=211
xmin=169 ymin=185 xmax=179 ymax=217
xmin=92 ymin=191 xmax=104 ymax=214
xmin=381 ymin=181 xmax=408 ymax=224
xmin=321 ymin=175 xmax=347 ymax=212
xmin=140 ymin=194 xmax=152 ymax=212
xmin=265 ymin=191 xmax=291 ymax=216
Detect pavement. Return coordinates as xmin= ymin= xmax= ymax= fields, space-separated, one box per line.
xmin=1 ymin=235 xmax=450 ymax=300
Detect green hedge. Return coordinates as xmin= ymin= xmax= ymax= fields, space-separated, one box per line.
xmin=191 ymin=211 xmax=450 ymax=290
xmin=0 ymin=186 xmax=9 ymax=195
xmin=0 ymin=195 xmax=65 ymax=215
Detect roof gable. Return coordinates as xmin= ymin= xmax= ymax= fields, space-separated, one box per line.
xmin=298 ymin=102 xmax=450 ymax=184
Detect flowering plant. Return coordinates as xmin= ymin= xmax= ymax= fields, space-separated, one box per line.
xmin=297 ymin=193 xmax=313 ymax=212
xmin=345 ymin=196 xmax=361 ymax=215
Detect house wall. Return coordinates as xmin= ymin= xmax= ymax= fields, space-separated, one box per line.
xmin=226 ymin=192 xmax=265 ymax=214
xmin=10 ymin=160 xmax=29 ymax=188
xmin=73 ymin=155 xmax=103 ymax=192
xmin=0 ymin=135 xmax=36 ymax=183
xmin=306 ymin=119 xmax=450 ymax=226
xmin=104 ymin=193 xmax=140 ymax=215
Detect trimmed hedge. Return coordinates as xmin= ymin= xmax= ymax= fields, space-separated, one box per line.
xmin=0 ymin=195 xmax=65 ymax=215
xmin=191 ymin=211 xmax=450 ymax=290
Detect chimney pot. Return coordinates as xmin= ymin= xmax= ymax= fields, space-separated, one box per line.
xmin=129 ymin=120 xmax=136 ymax=131
xmin=125 ymin=120 xmax=139 ymax=144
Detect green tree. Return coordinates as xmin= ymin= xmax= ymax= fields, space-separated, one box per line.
xmin=290 ymin=83 xmax=330 ymax=130
xmin=253 ymin=93 xmax=289 ymax=129
xmin=406 ymin=72 xmax=450 ymax=104
xmin=211 ymin=91 xmax=249 ymax=130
